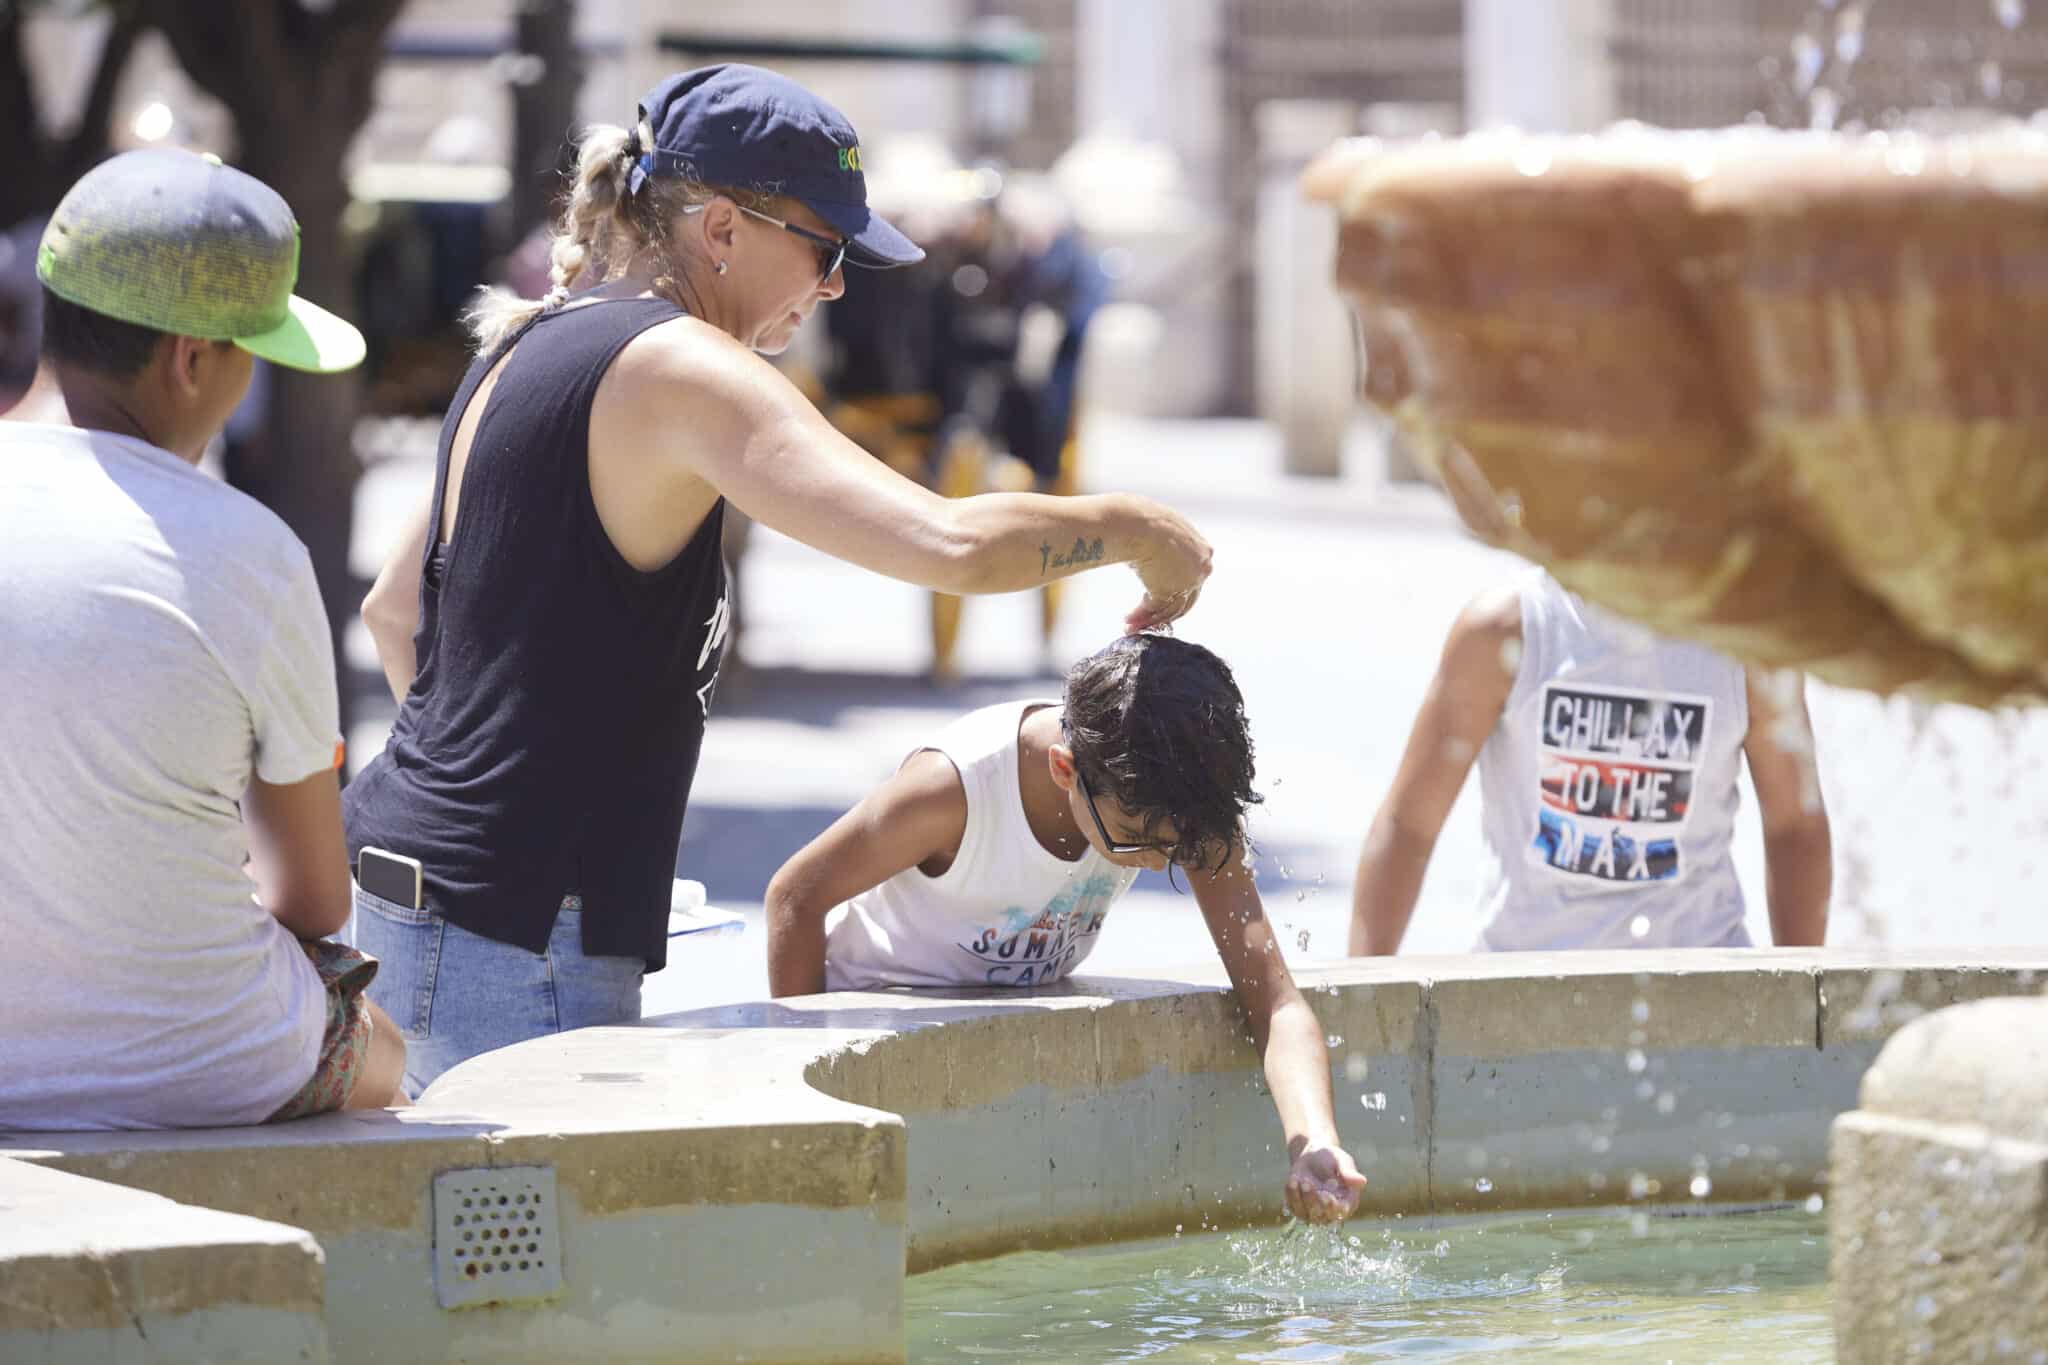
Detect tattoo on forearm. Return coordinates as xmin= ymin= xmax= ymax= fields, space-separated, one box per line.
xmin=1039 ymin=536 xmax=1106 ymax=576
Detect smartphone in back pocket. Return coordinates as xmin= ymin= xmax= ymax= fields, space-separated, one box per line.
xmin=357 ymin=846 xmax=423 ymax=910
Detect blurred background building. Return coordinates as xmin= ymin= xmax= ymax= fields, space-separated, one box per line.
xmin=12 ymin=1 xmax=2046 ymax=433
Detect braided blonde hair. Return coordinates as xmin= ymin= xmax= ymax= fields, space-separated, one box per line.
xmin=465 ymin=120 xmax=779 ymax=353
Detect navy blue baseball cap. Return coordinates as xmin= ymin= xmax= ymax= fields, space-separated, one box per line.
xmin=633 ymin=64 xmax=923 ymax=269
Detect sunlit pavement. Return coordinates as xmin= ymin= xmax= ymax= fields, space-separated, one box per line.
xmin=346 ymin=414 xmax=2048 ymax=1017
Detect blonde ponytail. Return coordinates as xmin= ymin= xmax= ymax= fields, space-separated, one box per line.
xmin=465 ymin=122 xmax=645 ymax=353
xmin=464 ymin=121 xmax=788 ymax=353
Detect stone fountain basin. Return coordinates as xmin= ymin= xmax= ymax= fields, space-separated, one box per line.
xmin=1304 ymin=126 xmax=2048 ymax=707
xmin=2 ymin=949 xmax=2040 ymax=1363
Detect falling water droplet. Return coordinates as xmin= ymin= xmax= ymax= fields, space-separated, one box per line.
xmin=1914 ymin=1293 xmax=1939 ymax=1321
xmin=1296 ymin=929 xmax=1311 ymax=952
xmin=1656 ymin=1091 xmax=1677 ymax=1115
xmin=1345 ymin=1054 xmax=1370 ymax=1083
xmin=1996 ymin=0 xmax=2026 ymax=31
xmin=1626 ymin=1049 xmax=1648 ymax=1074
xmin=1327 ymin=1034 xmax=1344 ymax=1048
xmin=1690 ymin=1173 xmax=1713 ymax=1198
xmin=1628 ymin=1172 xmax=1652 ymax=1199
xmin=1805 ymin=1193 xmax=1826 ymax=1214
xmin=1629 ymin=915 xmax=1651 ymax=940
xmin=1809 ymin=87 xmax=1842 ymax=131
xmin=1835 ymin=10 xmax=1865 ymax=64
xmin=1791 ymin=32 xmax=1826 ymax=92
xmin=1981 ymin=60 xmax=2005 ymax=99
xmin=1474 ymin=1177 xmax=1494 ymax=1193
xmin=1631 ymin=999 xmax=1650 ymax=1023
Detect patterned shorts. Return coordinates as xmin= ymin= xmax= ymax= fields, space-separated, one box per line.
xmin=265 ymin=938 xmax=381 ymax=1123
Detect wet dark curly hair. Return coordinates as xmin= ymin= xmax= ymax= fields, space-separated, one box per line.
xmin=1061 ymin=634 xmax=1261 ymax=875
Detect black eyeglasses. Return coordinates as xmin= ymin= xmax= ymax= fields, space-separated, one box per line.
xmin=736 ymin=204 xmax=848 ymax=284
xmin=1075 ymin=766 xmax=1162 ymax=856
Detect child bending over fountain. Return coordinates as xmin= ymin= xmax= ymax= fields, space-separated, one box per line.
xmin=766 ymin=633 xmax=1365 ymax=1224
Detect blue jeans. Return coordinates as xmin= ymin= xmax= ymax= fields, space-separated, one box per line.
xmin=349 ymin=885 xmax=643 ymax=1098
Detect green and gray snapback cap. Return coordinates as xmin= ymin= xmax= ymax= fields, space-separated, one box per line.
xmin=36 ymin=147 xmax=364 ymax=374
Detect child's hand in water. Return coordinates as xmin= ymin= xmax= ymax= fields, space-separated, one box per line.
xmin=1285 ymin=1143 xmax=1367 ymax=1224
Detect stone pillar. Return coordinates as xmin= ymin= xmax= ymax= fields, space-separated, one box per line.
xmin=1255 ymin=100 xmax=1356 ymax=477
xmin=1829 ymin=994 xmax=2048 ymax=1362
xmin=1072 ymin=0 xmax=1227 ymax=417
xmin=1463 ymin=0 xmax=1615 ymax=133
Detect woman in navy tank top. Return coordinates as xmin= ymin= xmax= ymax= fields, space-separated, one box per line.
xmin=341 ymin=65 xmax=1213 ymax=1095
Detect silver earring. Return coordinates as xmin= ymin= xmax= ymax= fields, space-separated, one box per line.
xmin=715 ymin=260 xmax=728 ymax=276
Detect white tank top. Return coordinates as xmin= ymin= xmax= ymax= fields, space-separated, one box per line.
xmin=1473 ymin=571 xmax=1751 ymax=951
xmin=824 ymin=701 xmax=1140 ymax=990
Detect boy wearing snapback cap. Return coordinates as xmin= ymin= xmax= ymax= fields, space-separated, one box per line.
xmin=0 ymin=148 xmax=404 ymax=1128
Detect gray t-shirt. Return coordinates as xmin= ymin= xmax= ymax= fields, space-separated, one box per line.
xmin=0 ymin=421 xmax=340 ymax=1129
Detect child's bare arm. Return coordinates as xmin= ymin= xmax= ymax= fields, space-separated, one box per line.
xmin=764 ymin=751 xmax=968 ymax=997
xmin=1194 ymin=857 xmax=1366 ymax=1222
xmin=1349 ymin=588 xmax=1518 ymax=955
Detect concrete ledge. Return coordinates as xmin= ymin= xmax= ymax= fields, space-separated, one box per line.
xmin=5 ymin=949 xmax=2041 ymax=1363
xmin=5 ymin=1031 xmax=908 ymax=1365
xmin=0 ymin=1158 xmax=327 ymax=1363
xmin=1829 ymin=995 xmax=2048 ymax=1363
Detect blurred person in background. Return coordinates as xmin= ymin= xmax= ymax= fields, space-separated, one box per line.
xmin=1349 ymin=568 xmax=1832 ymax=956
xmin=0 ymin=217 xmax=48 ymax=411
xmin=345 ymin=65 xmax=1212 ymax=1094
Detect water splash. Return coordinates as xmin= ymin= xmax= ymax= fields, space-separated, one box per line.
xmin=1809 ymin=86 xmax=1842 ymax=130
xmin=1834 ymin=7 xmax=1866 ymax=64
xmin=1791 ymin=31 xmax=1827 ymax=92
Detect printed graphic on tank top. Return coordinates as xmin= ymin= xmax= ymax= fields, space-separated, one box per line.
xmin=1473 ymin=569 xmax=1749 ymax=951
xmin=822 ymin=701 xmax=1140 ymax=991
xmin=954 ymin=870 xmax=1126 ymax=986
xmin=1530 ymin=682 xmax=1713 ymax=885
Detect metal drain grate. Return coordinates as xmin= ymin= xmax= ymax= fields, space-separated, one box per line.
xmin=431 ymin=1165 xmax=563 ymax=1309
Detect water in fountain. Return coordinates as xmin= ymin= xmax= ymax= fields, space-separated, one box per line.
xmin=908 ymin=1207 xmax=1830 ymax=1360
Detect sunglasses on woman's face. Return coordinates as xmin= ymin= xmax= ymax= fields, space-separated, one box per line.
xmin=734 ymin=204 xmax=849 ymax=285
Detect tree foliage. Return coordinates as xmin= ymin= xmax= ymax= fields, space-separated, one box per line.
xmin=151 ymin=0 xmax=410 ymax=731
